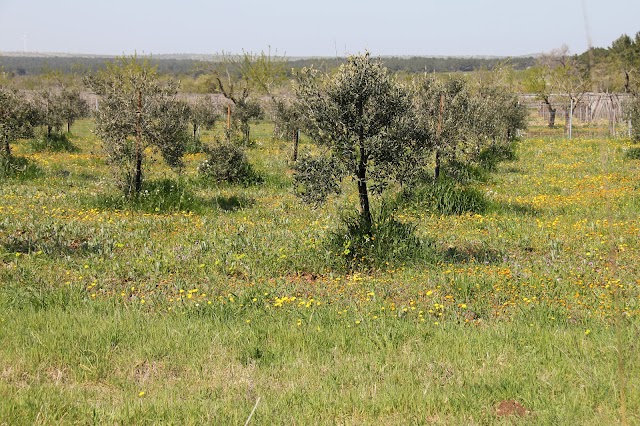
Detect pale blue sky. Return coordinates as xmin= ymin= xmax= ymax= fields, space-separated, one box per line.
xmin=0 ymin=0 xmax=638 ymax=57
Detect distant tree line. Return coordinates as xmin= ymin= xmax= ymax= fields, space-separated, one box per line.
xmin=0 ymin=54 xmax=535 ymax=79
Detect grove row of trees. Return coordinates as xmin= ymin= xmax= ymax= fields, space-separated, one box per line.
xmin=3 ymin=53 xmax=526 ymax=234
xmin=1 ymin=85 xmax=88 ymax=159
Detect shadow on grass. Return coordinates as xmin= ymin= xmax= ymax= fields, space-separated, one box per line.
xmin=29 ymin=134 xmax=80 ymax=153
xmin=1 ymin=221 xmax=114 ymax=258
xmin=1 ymin=155 xmax=43 ymax=181
xmin=214 ymin=195 xmax=255 ymax=211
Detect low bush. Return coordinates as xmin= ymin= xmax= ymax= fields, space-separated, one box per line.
xmin=624 ymin=146 xmax=640 ymax=160
xmin=198 ymin=143 xmax=262 ymax=185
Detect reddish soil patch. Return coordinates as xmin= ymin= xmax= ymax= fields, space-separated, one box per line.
xmin=496 ymin=400 xmax=530 ymax=417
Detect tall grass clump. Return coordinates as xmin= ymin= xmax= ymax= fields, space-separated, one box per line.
xmin=327 ymin=203 xmax=426 ymax=271
xmin=404 ymin=177 xmax=488 ymax=215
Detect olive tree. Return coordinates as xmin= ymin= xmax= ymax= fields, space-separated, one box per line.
xmin=85 ymin=57 xmax=189 ymax=197
xmin=60 ymin=88 xmax=90 ymax=133
xmin=211 ymin=50 xmax=286 ymax=144
xmin=526 ymin=46 xmax=589 ymax=132
xmin=293 ymin=53 xmax=413 ymax=231
xmin=523 ymin=65 xmax=558 ymax=128
xmin=414 ymin=75 xmax=485 ymax=179
xmin=272 ymin=97 xmax=304 ymax=161
xmin=1 ymin=86 xmax=36 ymax=159
xmin=610 ymin=32 xmax=640 ymax=94
xmin=36 ymin=89 xmax=65 ymax=138
xmin=187 ymin=97 xmax=218 ymax=143
xmin=475 ymin=68 xmax=528 ymax=149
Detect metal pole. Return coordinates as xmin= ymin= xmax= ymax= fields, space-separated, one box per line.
xmin=569 ymin=98 xmax=573 ymax=140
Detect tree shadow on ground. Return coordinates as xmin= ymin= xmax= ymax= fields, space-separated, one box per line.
xmin=213 ymin=195 xmax=255 ymax=211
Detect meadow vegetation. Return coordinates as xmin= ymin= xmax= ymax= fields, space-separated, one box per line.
xmin=1 ymin=115 xmax=639 ymax=424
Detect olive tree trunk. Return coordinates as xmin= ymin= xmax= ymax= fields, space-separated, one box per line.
xmin=134 ymin=89 xmax=143 ymax=196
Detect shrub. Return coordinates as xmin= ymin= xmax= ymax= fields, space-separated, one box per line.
xmin=624 ymin=147 xmax=640 ymax=160
xmin=198 ymin=143 xmax=262 ymax=185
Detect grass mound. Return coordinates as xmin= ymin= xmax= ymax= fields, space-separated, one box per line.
xmin=92 ymin=179 xmax=209 ymax=214
xmin=327 ymin=204 xmax=426 ymax=270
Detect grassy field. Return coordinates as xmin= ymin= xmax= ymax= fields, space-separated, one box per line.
xmin=1 ymin=120 xmax=639 ymax=424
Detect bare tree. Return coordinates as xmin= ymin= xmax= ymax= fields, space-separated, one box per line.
xmin=210 ymin=50 xmax=286 ymax=144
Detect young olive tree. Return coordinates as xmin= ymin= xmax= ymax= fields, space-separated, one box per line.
xmin=523 ymin=65 xmax=558 ymax=128
xmin=475 ymin=67 xmax=528 ymax=143
xmin=187 ymin=97 xmax=218 ymax=143
xmin=414 ymin=75 xmax=486 ymax=179
xmin=293 ymin=53 xmax=413 ymax=231
xmin=610 ymin=32 xmax=640 ymax=95
xmin=36 ymin=89 xmax=65 ymax=138
xmin=272 ymin=97 xmax=304 ymax=161
xmin=60 ymin=88 xmax=90 ymax=133
xmin=85 ymin=57 xmax=189 ymax=197
xmin=1 ymin=86 xmax=37 ymax=160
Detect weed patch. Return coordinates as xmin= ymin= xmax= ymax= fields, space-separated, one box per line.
xmin=90 ymin=179 xmax=210 ymax=214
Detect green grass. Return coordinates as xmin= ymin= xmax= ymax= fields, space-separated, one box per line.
xmin=1 ymin=119 xmax=639 ymax=424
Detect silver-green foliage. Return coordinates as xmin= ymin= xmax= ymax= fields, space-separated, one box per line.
xmin=1 ymin=86 xmax=36 ymax=159
xmin=198 ymin=142 xmax=261 ymax=184
xmin=293 ymin=53 xmax=414 ymax=228
xmin=187 ymin=98 xmax=218 ymax=142
xmin=85 ymin=57 xmax=189 ymax=197
xmin=414 ymin=75 xmax=485 ymax=179
xmin=414 ymin=73 xmax=526 ymax=180
xmin=60 ymin=88 xmax=90 ymax=133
